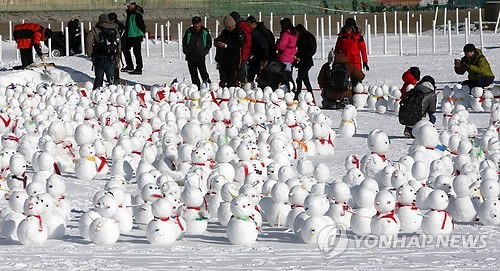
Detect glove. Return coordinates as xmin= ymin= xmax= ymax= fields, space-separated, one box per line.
xmin=363 ymin=62 xmax=369 ymax=71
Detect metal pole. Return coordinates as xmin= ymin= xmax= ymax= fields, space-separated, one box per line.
xmin=321 ymin=17 xmax=325 ymax=60
xmin=443 ymin=7 xmax=447 ymax=36
xmin=367 ymin=24 xmax=371 ymax=55
xmin=80 ymin=22 xmax=85 ymax=55
xmin=465 ymin=18 xmax=469 ymax=44
xmin=399 ymin=20 xmax=403 ymax=56
xmin=48 ymin=23 xmax=52 ymax=58
xmin=406 ymin=11 xmax=410 ymax=36
xmin=65 ymin=26 xmax=69 ymax=57
xmin=383 ymin=12 xmax=387 ymax=55
xmin=155 ymin=23 xmax=158 ymax=44
xmin=394 ymin=11 xmax=397 ymax=36
xmin=145 ymin=32 xmax=150 ymax=57
xmin=495 ymin=10 xmax=500 ymax=34
xmin=448 ymin=20 xmax=452 ymax=54
xmin=432 ymin=20 xmax=436 ymax=54
xmin=479 ymin=9 xmax=484 ymax=49
xmin=178 ymin=23 xmax=182 ymax=60
xmin=416 ymin=21 xmax=419 ymax=56
xmin=374 ymin=14 xmax=377 ymax=38
xmin=161 ymin=24 xmax=165 ymax=58
xmin=9 ymin=21 xmax=12 ymax=41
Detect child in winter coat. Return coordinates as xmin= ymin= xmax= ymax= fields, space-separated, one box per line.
xmin=401 ymin=75 xmax=437 ymax=138
xmin=400 ymin=67 xmax=420 ymax=99
xmin=318 ymin=51 xmax=365 ymax=109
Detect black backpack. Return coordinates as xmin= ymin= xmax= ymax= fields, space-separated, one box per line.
xmin=330 ymin=63 xmax=349 ymax=89
xmin=93 ymin=26 xmax=118 ymax=58
xmin=398 ymin=89 xmax=425 ymax=126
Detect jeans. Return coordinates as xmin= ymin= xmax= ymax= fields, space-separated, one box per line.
xmin=94 ymin=58 xmax=115 ymax=89
xmin=123 ymin=36 xmax=143 ymax=71
xmin=462 ymin=76 xmax=495 ymax=89
xmin=187 ymin=61 xmax=210 ymax=87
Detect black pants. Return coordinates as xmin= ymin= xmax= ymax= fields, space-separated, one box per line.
xmin=20 ymin=48 xmax=34 ymax=67
xmin=296 ymin=65 xmax=313 ymax=92
xmin=94 ymin=58 xmax=115 ymax=90
xmin=285 ymin=70 xmax=296 ymax=94
xmin=123 ymin=37 xmax=143 ymax=71
xmin=188 ymin=61 xmax=210 ymax=87
xmin=462 ymin=76 xmax=494 ymax=89
xmin=219 ymin=62 xmax=239 ymax=87
xmin=247 ymin=58 xmax=262 ymax=83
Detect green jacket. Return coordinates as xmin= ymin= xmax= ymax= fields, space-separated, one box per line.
xmin=126 ymin=5 xmax=146 ymax=38
xmin=455 ymin=49 xmax=495 ymax=81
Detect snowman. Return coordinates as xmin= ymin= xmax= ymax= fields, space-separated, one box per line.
xmin=74 ymin=144 xmax=98 ymax=181
xmin=218 ymin=182 xmax=240 ymax=226
xmin=470 ymin=87 xmax=485 ymax=112
xmin=46 ymin=174 xmax=71 ymax=220
xmin=88 ymin=217 xmax=121 ymax=245
xmin=312 ymin=122 xmax=335 ymax=156
xmin=421 ymin=189 xmax=454 ymax=236
xmin=181 ymin=186 xmax=209 ymax=235
xmin=6 ymin=154 xmax=29 ymax=190
xmin=17 ymin=196 xmax=49 ymax=245
xmin=134 ymin=183 xmax=162 ymax=230
xmin=146 ymin=198 xmax=181 ymax=245
xmin=352 ymin=83 xmax=368 ymax=109
xmin=227 ymin=195 xmax=259 ymax=245
xmin=395 ymin=183 xmax=422 ymax=233
xmin=78 ymin=210 xmax=102 ymax=240
xmin=326 ymin=181 xmax=353 ymax=229
xmin=350 ymin=187 xmax=377 ymax=236
xmin=298 ymin=194 xmax=334 ymax=244
xmin=370 ymin=190 xmax=400 ymax=237
xmin=286 ymin=185 xmax=309 ymax=229
xmin=447 ymin=175 xmax=477 ymax=222
xmin=266 ymin=182 xmax=291 ymax=227
xmin=478 ymin=179 xmax=500 ymax=226
xmin=339 ymin=105 xmax=357 ymax=138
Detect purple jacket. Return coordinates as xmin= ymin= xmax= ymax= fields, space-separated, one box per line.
xmin=276 ymin=30 xmax=297 ymax=63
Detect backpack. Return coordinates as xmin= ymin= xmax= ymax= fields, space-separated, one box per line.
xmin=398 ymin=89 xmax=425 ymax=126
xmin=329 ymin=63 xmax=349 ymax=90
xmin=93 ymin=26 xmax=118 ymax=58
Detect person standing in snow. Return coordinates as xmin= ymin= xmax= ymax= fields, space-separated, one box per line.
xmin=121 ymin=0 xmax=146 ymax=75
xmin=334 ymin=17 xmax=368 ymax=92
xmin=86 ymin=14 xmax=120 ymax=90
xmin=182 ymin=16 xmax=212 ymax=88
xmin=294 ymin=24 xmax=317 ymax=102
xmin=230 ymin=11 xmax=252 ymax=84
xmin=214 ymin=16 xmax=244 ymax=88
xmin=276 ymin=18 xmax=298 ymax=94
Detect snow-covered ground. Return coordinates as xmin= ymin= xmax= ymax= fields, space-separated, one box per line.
xmin=0 ymin=30 xmax=499 ymax=270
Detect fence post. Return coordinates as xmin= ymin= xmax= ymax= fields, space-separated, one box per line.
xmin=465 ymin=18 xmax=469 ymax=44
xmin=455 ymin=8 xmax=459 ymax=35
xmin=259 ymin=12 xmax=262 ymax=22
xmin=495 ymin=10 xmax=500 ymax=34
xmin=9 ymin=21 xmax=12 ymax=41
xmin=467 ymin=11 xmax=471 ymax=37
xmin=443 ymin=7 xmax=447 ymax=36
xmin=399 ymin=20 xmax=403 ymax=56
xmin=48 ymin=23 xmax=52 ymax=58
xmin=374 ymin=14 xmax=377 ymax=38
xmin=167 ymin=21 xmax=171 ymax=43
xmin=416 ymin=21 xmax=419 ymax=56
xmin=367 ymin=24 xmax=371 ymax=55
xmin=383 ymin=12 xmax=387 ymax=55
xmin=406 ymin=11 xmax=410 ymax=36
xmin=145 ymin=32 xmax=150 ymax=57
xmin=65 ymin=27 xmax=69 ymax=57
xmin=316 ymin=17 xmax=319 ymax=41
xmin=432 ymin=20 xmax=436 ymax=54
xmin=394 ymin=11 xmax=397 ymax=36
xmin=419 ymin=14 xmax=422 ymax=36
xmin=80 ymin=22 xmax=85 ymax=55
xmin=178 ymin=23 xmax=182 ymax=60
xmin=155 ymin=23 xmax=158 ymax=44
xmin=0 ymin=35 xmax=2 ymax=63
xmin=328 ymin=15 xmax=331 ymax=40
xmin=321 ymin=17 xmax=325 ymax=60
xmin=270 ymin=12 xmax=274 ymax=33
xmin=448 ymin=20 xmax=452 ymax=54
xmin=479 ymin=9 xmax=484 ymax=49
xmin=161 ymin=24 xmax=165 ymax=58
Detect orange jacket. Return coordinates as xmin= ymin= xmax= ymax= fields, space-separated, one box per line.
xmin=14 ymin=23 xmax=45 ymax=55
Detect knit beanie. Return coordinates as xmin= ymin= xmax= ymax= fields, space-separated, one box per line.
xmin=98 ymin=14 xmax=109 ymax=23
xmin=224 ymin=16 xmax=236 ymax=28
xmin=420 ymin=75 xmax=436 ymax=89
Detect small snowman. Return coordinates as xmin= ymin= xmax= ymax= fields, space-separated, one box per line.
xmin=74 ymin=144 xmax=98 ymax=181
xmin=352 ymin=83 xmax=368 ymax=109
xmin=478 ymin=179 xmax=500 ymax=226
xmin=299 ymin=194 xmax=334 ymax=244
xmin=6 ymin=154 xmax=29 ymax=190
xmin=339 ymin=105 xmax=357 ymax=138
xmin=447 ymin=175 xmax=476 ymax=222
xmin=181 ymin=186 xmax=209 ymax=235
xmin=286 ymin=185 xmax=309 ymax=229
xmin=395 ymin=183 xmax=422 ymax=233
xmin=326 ymin=181 xmax=352 ymax=229
xmin=79 ymin=210 xmax=101 ymax=240
xmin=370 ymin=190 xmax=400 ymax=237
xmin=470 ymin=87 xmax=485 ymax=112
xmin=218 ymin=182 xmax=239 ymax=226
xmin=88 ymin=217 xmax=121 ymax=245
xmin=266 ymin=182 xmax=291 ymax=227
xmin=146 ymin=198 xmax=181 ymax=245
xmin=350 ymin=187 xmax=377 ymax=236
xmin=227 ymin=195 xmax=259 ymax=245
xmin=17 ymin=196 xmax=49 ymax=245
xmin=421 ymin=189 xmax=454 ymax=237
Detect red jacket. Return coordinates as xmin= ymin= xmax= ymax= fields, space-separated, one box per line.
xmin=400 ymin=69 xmax=418 ymax=98
xmin=14 ymin=23 xmax=44 ymax=49
xmin=237 ymin=20 xmax=252 ymax=62
xmin=334 ymin=31 xmax=367 ymax=71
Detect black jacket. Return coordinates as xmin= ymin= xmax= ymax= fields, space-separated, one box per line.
xmin=214 ymin=27 xmax=244 ymax=67
xmin=295 ymin=31 xmax=317 ymax=67
xmin=414 ymin=81 xmax=437 ymax=118
xmin=182 ymin=26 xmax=212 ymax=62
xmin=250 ymin=24 xmax=271 ymax=62
xmin=255 ymin=22 xmax=276 ymax=59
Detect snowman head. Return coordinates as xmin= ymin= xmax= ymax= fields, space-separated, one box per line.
xmin=140 ymin=182 xmax=162 ymax=202
xmin=480 ymin=179 xmax=500 ymax=200
xmin=277 ymin=165 xmax=295 ymax=183
xmin=367 ymin=129 xmax=390 ymax=154
xmin=23 ymin=195 xmax=46 ymax=216
xmin=304 ymin=194 xmax=328 ymax=217
xmin=9 ymin=154 xmax=27 ymax=176
xmin=329 ymin=181 xmax=351 ymax=203
xmin=288 ymin=185 xmax=309 ymax=206
xmin=396 ymin=183 xmax=416 ymax=205
xmin=8 ymin=190 xmax=29 ymax=212
xmin=355 ymin=187 xmax=377 ymax=209
xmin=151 ymin=198 xmax=174 ymax=218
xmin=220 ymin=182 xmax=239 ymax=202
xmin=313 ymin=163 xmax=330 ymax=183
xmin=374 ymin=190 xmax=396 ymax=213
xmin=191 ymin=146 xmax=209 ymax=164
xmin=230 ymin=195 xmax=253 ymax=217
xmin=411 ymin=161 xmax=429 ymax=182
xmin=297 ymin=159 xmax=314 ymax=176
xmin=415 ymin=125 xmax=439 ymax=148
xmin=79 ymin=144 xmax=96 ymax=158
xmin=181 ymin=186 xmax=204 ymax=207
xmin=390 ymin=169 xmax=409 ymax=189
xmin=95 ymin=193 xmax=119 ymax=217
xmin=26 ymin=181 xmax=46 ymax=197
xmin=235 ymin=142 xmax=253 ymax=161
xmin=74 ymin=124 xmax=96 ymax=146
xmin=271 ymin=182 xmax=290 ymax=203
xmin=426 ymin=189 xmax=449 ymax=210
